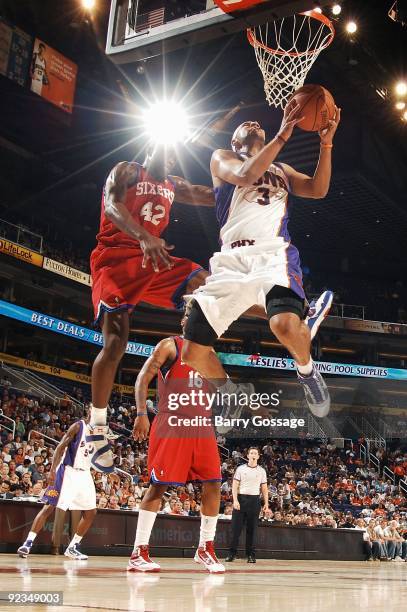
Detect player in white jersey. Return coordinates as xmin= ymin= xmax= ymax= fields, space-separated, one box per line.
xmin=17 ymin=419 xmax=97 ymax=560
xmin=182 ymin=100 xmax=340 ymax=418
xmin=30 ymin=43 xmax=49 ymax=96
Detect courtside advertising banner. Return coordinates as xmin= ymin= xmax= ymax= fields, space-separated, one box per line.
xmin=1 ymin=300 xmax=407 ymax=381
xmin=0 ymin=351 xmax=133 ymax=395
xmin=0 ymin=238 xmax=43 ymax=267
xmin=43 ymin=257 xmax=91 ymax=286
xmin=30 ymin=38 xmax=77 ymax=113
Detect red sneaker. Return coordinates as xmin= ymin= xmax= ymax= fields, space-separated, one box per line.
xmin=127 ymin=545 xmax=160 ymax=572
xmin=194 ymin=541 xmax=225 ymax=574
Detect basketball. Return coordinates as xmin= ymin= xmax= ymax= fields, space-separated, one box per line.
xmin=289 ymin=84 xmax=336 ymax=132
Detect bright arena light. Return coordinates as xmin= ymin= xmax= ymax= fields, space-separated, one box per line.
xmin=142 ymin=101 xmax=190 ymax=145
xmin=82 ymin=0 xmax=96 ymax=10
xmin=345 ymin=21 xmax=358 ymax=34
xmin=395 ymin=81 xmax=407 ymax=96
xmin=395 ymin=101 xmax=406 ymax=110
xmin=314 ymin=7 xmax=323 ymax=14
xmin=332 ymin=4 xmax=342 ymax=16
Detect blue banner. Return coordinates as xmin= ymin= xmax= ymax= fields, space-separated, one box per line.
xmin=0 ymin=300 xmax=153 ymax=357
xmin=1 ymin=299 xmax=407 ymax=381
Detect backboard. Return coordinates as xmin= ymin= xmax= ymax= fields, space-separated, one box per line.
xmin=106 ymin=0 xmax=317 ymax=64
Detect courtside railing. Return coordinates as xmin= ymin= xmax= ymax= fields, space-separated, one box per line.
xmin=0 ymin=409 xmax=16 ymax=438
xmin=383 ymin=465 xmax=396 ymax=485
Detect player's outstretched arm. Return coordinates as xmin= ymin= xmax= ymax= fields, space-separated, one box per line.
xmin=133 ymin=338 xmax=176 ymax=442
xmin=211 ymin=101 xmax=304 ymax=187
xmin=280 ymin=106 xmax=341 ymax=199
xmin=47 ymin=422 xmax=80 ymax=485
xmin=169 ymin=175 xmax=215 ymax=207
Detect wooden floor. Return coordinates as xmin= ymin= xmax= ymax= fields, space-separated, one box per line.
xmin=1 ymin=554 xmax=406 ymax=611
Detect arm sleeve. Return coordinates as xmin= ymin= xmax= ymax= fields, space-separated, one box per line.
xmin=234 ymin=466 xmax=242 ymax=481
xmin=261 ymin=468 xmax=267 ymax=485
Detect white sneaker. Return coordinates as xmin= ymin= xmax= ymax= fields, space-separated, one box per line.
xmin=297 ymin=366 xmax=330 ymax=418
xmin=87 ymin=424 xmax=118 ymax=473
xmin=64 ymin=544 xmax=88 ymax=560
xmin=194 ymin=541 xmax=225 ymax=574
xmin=305 ymin=290 xmax=334 ymax=340
xmin=127 ymin=546 xmax=160 ymax=572
xmin=394 ymin=556 xmax=403 ymax=562
xmin=17 ymin=543 xmax=32 ymax=558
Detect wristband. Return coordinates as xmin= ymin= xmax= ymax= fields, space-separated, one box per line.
xmin=320 ymin=143 xmax=333 ymax=149
xmin=276 ymin=134 xmax=287 ymax=145
xmin=136 ymin=412 xmax=148 ymax=417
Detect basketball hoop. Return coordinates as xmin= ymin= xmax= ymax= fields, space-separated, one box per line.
xmin=247 ymin=11 xmax=335 ymax=109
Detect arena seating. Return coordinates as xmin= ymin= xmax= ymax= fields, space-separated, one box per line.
xmin=2 ymin=381 xmax=407 ymax=558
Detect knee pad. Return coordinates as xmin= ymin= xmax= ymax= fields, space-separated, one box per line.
xmin=265 ymin=286 xmax=305 ymax=320
xmin=183 ymin=300 xmax=218 ymax=346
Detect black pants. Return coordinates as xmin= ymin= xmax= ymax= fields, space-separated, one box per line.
xmin=229 ymin=494 xmax=261 ymax=556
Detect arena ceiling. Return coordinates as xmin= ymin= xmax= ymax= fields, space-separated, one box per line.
xmin=0 ymin=0 xmax=406 ymax=278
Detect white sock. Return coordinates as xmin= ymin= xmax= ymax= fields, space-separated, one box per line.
xmin=26 ymin=531 xmax=37 ymax=543
xmin=297 ymin=358 xmax=313 ymax=376
xmin=134 ymin=510 xmax=157 ymax=549
xmin=199 ymin=515 xmax=218 ymax=547
xmin=69 ymin=533 xmax=82 ymax=547
xmin=90 ymin=406 xmax=107 ymax=426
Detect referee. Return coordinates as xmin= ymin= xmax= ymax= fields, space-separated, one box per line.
xmin=225 ymin=447 xmax=270 ymax=563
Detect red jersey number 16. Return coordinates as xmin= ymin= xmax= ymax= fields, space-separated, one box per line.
xmin=188 ymin=370 xmax=203 ymax=389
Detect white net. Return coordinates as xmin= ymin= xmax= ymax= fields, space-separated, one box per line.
xmin=248 ymin=12 xmax=334 ymax=109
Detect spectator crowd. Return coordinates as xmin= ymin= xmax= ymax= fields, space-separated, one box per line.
xmin=2 ymin=382 xmax=407 ymax=561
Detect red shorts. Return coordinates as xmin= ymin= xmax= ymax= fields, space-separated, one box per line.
xmin=90 ymin=246 xmax=203 ymax=324
xmin=148 ymin=418 xmax=221 ymax=485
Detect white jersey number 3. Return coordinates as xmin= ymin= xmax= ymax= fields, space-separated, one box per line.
xmin=140 ymin=201 xmax=165 ymax=226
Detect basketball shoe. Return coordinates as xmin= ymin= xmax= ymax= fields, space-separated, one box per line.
xmin=87 ymin=424 xmax=118 ymax=473
xmin=64 ymin=544 xmax=88 ymax=560
xmin=297 ymin=366 xmax=330 ymax=418
xmin=305 ymin=290 xmax=334 ymax=340
xmin=17 ymin=541 xmax=33 ymax=558
xmin=127 ymin=546 xmax=160 ymax=572
xmin=216 ymin=382 xmax=254 ymax=434
xmin=194 ymin=541 xmax=225 ymax=574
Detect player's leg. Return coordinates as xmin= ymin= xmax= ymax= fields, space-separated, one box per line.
xmin=91 ymin=309 xmax=129 ymax=412
xmin=17 ymin=504 xmax=55 ymax=558
xmin=226 ymin=506 xmax=245 ymax=562
xmin=189 ymin=435 xmax=224 ymax=573
xmin=127 ymin=483 xmax=167 ymax=572
xmin=245 ymin=498 xmax=261 ymax=563
xmin=267 ymin=286 xmax=330 ymax=417
xmin=194 ymin=481 xmax=224 ymax=573
xmin=182 ymin=301 xmax=255 ymax=432
xmin=64 ymin=509 xmax=97 ymax=560
xmin=89 ymin=310 xmax=129 ymax=471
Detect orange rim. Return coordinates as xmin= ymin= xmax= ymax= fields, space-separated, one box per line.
xmin=247 ymin=10 xmax=335 ymax=58
xmin=214 ymin=0 xmax=265 ymax=13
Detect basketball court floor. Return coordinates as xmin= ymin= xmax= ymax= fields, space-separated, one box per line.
xmin=1 ymin=555 xmax=406 ymax=611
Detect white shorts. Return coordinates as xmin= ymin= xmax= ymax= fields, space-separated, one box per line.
xmin=57 ymin=465 xmax=96 ymax=511
xmin=191 ymin=239 xmax=304 ymax=338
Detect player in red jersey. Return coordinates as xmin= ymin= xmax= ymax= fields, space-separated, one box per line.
xmin=127 ymin=305 xmax=224 ymax=574
xmin=88 ymin=146 xmax=214 ymax=470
